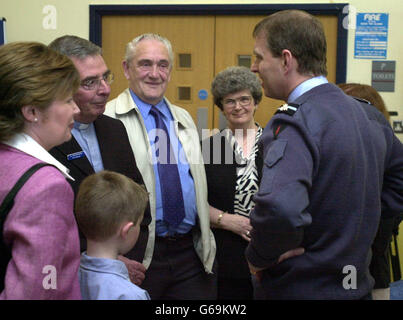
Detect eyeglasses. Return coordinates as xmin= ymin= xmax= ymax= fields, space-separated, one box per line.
xmin=80 ymin=72 xmax=114 ymax=91
xmin=222 ymin=95 xmax=253 ymax=108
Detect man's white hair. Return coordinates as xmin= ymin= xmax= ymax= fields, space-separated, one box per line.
xmin=124 ymin=33 xmax=174 ymax=67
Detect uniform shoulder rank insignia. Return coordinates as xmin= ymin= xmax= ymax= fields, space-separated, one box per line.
xmin=272 ymin=103 xmax=300 ymax=138
xmin=353 ymin=97 xmax=372 ymax=105
xmin=274 ymin=103 xmax=300 ymax=116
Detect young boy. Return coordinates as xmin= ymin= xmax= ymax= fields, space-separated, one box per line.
xmin=75 ymin=170 xmax=150 ymax=300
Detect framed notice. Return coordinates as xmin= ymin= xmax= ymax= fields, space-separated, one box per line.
xmin=354 ymin=13 xmax=388 ymax=59
xmin=372 ymin=60 xmax=395 ymax=92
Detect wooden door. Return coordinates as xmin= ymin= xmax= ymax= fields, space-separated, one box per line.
xmin=215 ymin=15 xmax=338 ymax=130
xmin=102 ymin=14 xmax=338 ymax=131
xmin=102 ymin=15 xmax=215 ymax=131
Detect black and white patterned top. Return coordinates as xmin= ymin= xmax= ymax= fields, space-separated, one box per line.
xmin=223 ymin=124 xmax=263 ymax=217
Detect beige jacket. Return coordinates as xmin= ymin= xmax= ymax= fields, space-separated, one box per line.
xmin=105 ymin=88 xmax=216 ymax=273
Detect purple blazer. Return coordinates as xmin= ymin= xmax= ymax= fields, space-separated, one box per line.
xmin=0 ymin=143 xmax=81 ymax=300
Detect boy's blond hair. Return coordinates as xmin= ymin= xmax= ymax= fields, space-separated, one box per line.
xmin=75 ymin=170 xmax=149 ymax=241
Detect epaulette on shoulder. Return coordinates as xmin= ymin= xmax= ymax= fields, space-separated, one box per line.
xmin=353 ymin=97 xmax=372 ymax=105
xmin=272 ymin=103 xmax=300 ymax=139
xmin=274 ymin=103 xmax=300 ymax=116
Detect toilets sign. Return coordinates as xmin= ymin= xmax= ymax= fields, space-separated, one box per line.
xmin=354 ymin=13 xmax=389 ymax=59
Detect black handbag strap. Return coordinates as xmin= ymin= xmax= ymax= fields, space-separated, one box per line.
xmin=0 ymin=163 xmax=52 ymax=218
xmin=0 ymin=162 xmax=53 ymax=292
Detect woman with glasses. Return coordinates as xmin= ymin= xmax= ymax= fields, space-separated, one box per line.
xmin=0 ymin=42 xmax=81 ymax=299
xmin=203 ymin=66 xmax=263 ymax=299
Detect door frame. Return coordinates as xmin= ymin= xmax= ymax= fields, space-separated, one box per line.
xmin=89 ymin=3 xmax=348 ymax=84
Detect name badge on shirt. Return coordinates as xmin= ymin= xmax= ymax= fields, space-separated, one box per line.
xmin=67 ymin=151 xmax=85 ymax=161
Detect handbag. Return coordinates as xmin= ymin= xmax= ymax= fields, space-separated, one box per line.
xmin=0 ymin=162 xmax=53 ymax=292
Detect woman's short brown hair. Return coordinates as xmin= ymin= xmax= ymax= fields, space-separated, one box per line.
xmin=211 ymin=66 xmax=262 ymax=110
xmin=338 ymin=83 xmax=390 ymax=121
xmin=0 ymin=41 xmax=80 ymax=141
xmin=75 ymin=171 xmax=149 ymax=242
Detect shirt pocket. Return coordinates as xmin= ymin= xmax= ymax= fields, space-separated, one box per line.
xmin=258 ymin=140 xmax=287 ymax=195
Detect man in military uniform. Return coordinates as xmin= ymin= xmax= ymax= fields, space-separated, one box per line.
xmin=246 ymin=10 xmax=403 ymax=299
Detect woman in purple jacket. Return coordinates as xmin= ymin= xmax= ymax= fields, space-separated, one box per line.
xmin=0 ymin=42 xmax=81 ymax=299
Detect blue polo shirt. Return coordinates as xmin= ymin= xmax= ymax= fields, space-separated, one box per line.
xmin=129 ymin=89 xmax=197 ymax=236
xmin=79 ymin=253 xmax=150 ymax=300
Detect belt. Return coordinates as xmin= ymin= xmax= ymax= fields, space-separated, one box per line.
xmin=156 ymin=230 xmax=193 ymax=241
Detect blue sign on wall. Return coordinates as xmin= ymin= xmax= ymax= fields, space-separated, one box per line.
xmin=354 ymin=13 xmax=388 ymax=59
xmin=198 ymin=89 xmax=208 ymax=101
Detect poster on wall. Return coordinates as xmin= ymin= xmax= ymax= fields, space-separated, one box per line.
xmin=0 ymin=18 xmax=6 ymax=45
xmin=354 ymin=13 xmax=389 ymax=59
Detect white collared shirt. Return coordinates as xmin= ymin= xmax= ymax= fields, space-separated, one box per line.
xmin=3 ymin=133 xmax=74 ymax=180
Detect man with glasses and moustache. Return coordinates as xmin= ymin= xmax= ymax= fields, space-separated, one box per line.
xmin=49 ymin=35 xmax=150 ymax=287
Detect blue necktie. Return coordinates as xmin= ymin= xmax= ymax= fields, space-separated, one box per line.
xmin=149 ymin=106 xmax=185 ymax=228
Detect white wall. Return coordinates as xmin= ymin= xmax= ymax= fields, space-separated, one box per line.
xmin=1 ymin=0 xmax=402 ymax=139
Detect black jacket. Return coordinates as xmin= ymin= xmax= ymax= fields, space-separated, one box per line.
xmin=203 ymin=131 xmax=263 ymax=279
xmin=49 ymin=114 xmax=151 ymax=262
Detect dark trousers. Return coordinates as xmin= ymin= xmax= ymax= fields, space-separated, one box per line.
xmin=370 ymin=216 xmax=399 ymax=288
xmin=217 ymin=277 xmax=254 ymax=300
xmin=140 ymin=232 xmax=217 ymax=300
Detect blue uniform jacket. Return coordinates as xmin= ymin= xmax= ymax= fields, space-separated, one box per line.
xmin=246 ymin=83 xmax=403 ymax=299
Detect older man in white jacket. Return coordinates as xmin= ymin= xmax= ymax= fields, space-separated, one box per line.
xmin=105 ymin=33 xmax=216 ymax=300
